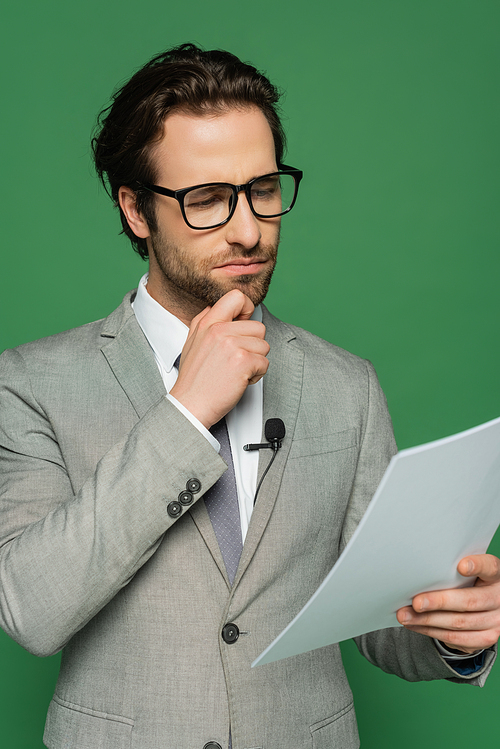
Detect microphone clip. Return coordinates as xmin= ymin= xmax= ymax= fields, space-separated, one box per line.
xmin=243 ymin=439 xmax=282 ymax=452
xmin=243 ymin=418 xmax=286 ymax=453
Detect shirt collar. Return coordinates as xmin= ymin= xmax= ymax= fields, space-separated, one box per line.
xmin=132 ymin=274 xmax=189 ymax=373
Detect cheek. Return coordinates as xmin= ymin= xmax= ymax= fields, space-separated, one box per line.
xmin=156 ymin=200 xmax=187 ymax=237
xmin=263 ymin=218 xmax=281 ymax=246
xmin=156 ymin=206 xmax=204 ymax=252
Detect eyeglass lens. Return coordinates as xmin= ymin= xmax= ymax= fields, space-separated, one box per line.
xmin=183 ymin=174 xmax=296 ymax=228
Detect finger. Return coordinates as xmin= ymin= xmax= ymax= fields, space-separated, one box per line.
xmin=202 ymin=289 xmax=254 ymax=324
xmin=182 ymin=322 xmax=267 ymax=365
xmin=457 ymin=554 xmax=500 ymax=583
xmin=184 ymin=305 xmax=212 ymax=348
xmin=397 ymin=605 xmax=495 ymax=632
xmin=184 ymin=293 xmax=257 ymax=354
xmin=224 ymin=334 xmax=269 ymax=368
xmin=396 ymin=604 xmax=500 ymax=650
xmin=249 ymin=374 xmax=265 ymax=385
xmin=399 ymin=622 xmax=497 ymax=652
xmin=177 ymin=335 xmax=269 ymax=389
xmin=411 ymin=584 xmax=499 ymax=615
xmin=234 ymin=304 xmax=257 ymax=322
xmin=246 ymin=353 xmax=270 ymax=384
xmin=211 ymin=320 xmax=267 ymax=340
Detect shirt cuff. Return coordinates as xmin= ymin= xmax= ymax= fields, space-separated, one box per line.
xmin=433 ymin=639 xmax=485 ymax=660
xmin=434 ymin=639 xmax=486 ymax=675
xmin=165 ymin=394 xmax=220 ymax=452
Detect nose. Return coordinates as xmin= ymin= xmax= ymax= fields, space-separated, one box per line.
xmin=224 ymin=190 xmax=262 ymax=249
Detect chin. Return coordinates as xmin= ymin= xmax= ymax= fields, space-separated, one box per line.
xmin=220 ymin=269 xmax=274 ymax=306
xmin=223 ymin=280 xmax=268 ymax=307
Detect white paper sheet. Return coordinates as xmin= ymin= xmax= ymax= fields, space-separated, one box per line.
xmin=253 ymin=415 xmax=500 ymax=667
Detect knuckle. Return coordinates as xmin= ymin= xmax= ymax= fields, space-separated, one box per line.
xmin=247 ymin=321 xmax=265 ymax=339
xmin=254 ymin=358 xmax=269 ymax=378
xmin=464 ymin=593 xmax=481 ymax=612
xmin=209 ymin=321 xmax=228 ymax=339
xmin=443 ymin=631 xmax=460 ymax=646
xmin=232 ymin=347 xmax=247 ymax=366
xmin=255 ymin=340 xmax=269 ymax=357
xmin=412 ymin=611 xmax=429 ymax=626
xmin=492 ymin=556 xmax=500 ymax=578
xmin=487 ymin=631 xmax=500 ymax=647
xmin=482 ymin=633 xmax=497 ymax=649
xmin=453 ymin=615 xmax=468 ymax=630
xmin=225 ymin=341 xmax=241 ymax=362
xmin=437 ymin=593 xmax=448 ymax=611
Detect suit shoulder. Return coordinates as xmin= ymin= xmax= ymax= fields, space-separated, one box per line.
xmin=8 ymin=318 xmax=105 ymax=358
xmin=263 ymin=307 xmax=371 ymax=377
xmin=1 ymin=292 xmax=136 ymax=366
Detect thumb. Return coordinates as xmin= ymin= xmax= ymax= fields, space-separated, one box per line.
xmin=206 ymin=289 xmax=255 ymax=323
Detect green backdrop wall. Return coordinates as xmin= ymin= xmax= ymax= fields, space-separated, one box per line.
xmin=1 ymin=0 xmax=499 ymax=746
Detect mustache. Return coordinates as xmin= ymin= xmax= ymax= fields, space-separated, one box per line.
xmin=206 ymin=237 xmax=280 ymax=266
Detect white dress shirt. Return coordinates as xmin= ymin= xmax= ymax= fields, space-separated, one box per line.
xmin=132 ymin=274 xmax=262 ymax=541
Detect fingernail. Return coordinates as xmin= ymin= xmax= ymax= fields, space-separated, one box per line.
xmin=419 ymin=597 xmax=429 ymax=612
xmin=400 ymin=612 xmax=412 ymax=623
xmin=467 ymin=560 xmax=474 ymax=574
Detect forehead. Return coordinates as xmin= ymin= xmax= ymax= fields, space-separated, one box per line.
xmin=152 ymin=107 xmax=277 ymax=188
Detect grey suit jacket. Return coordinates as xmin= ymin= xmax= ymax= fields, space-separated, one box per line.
xmin=0 ymin=292 xmax=494 ymax=749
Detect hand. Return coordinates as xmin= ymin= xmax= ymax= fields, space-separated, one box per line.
xmin=396 ymin=554 xmax=500 ymax=654
xmin=169 ymin=289 xmax=270 ymax=429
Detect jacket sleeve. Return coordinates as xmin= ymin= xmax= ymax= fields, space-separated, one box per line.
xmin=342 ymin=361 xmax=496 ymax=685
xmin=0 ymin=347 xmax=226 ymax=657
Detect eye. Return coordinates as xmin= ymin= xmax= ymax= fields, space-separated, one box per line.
xmin=191 ymin=196 xmax=222 ymax=209
xmin=185 ymin=186 xmax=231 ymax=211
xmin=251 ymin=177 xmax=280 ymax=202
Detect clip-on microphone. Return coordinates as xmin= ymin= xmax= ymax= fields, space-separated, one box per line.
xmin=243 ymin=418 xmax=285 ymax=453
xmin=244 ymin=419 xmax=286 ymax=505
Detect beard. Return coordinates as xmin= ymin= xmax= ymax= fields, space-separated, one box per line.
xmin=149 ymin=227 xmax=279 ymax=315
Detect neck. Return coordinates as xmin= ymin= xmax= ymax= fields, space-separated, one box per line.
xmin=145 ymin=275 xmax=204 ymax=326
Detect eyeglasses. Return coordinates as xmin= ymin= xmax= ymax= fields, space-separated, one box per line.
xmin=139 ymin=164 xmax=303 ymax=230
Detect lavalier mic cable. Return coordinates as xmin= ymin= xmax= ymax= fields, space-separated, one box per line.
xmin=243 ymin=419 xmax=286 ymax=505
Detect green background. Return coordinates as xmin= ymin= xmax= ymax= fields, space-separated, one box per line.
xmin=1 ymin=0 xmax=499 ymax=746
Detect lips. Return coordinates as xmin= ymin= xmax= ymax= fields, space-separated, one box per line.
xmin=213 ymin=257 xmax=269 ymax=276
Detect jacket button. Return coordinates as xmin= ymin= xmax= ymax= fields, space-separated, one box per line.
xmin=203 ymin=743 xmax=222 ymax=749
xmin=167 ymin=501 xmax=182 ymax=518
xmin=178 ymin=490 xmax=194 ymax=505
xmin=187 ymin=478 xmax=202 ymax=493
xmin=221 ymin=623 xmax=239 ymax=643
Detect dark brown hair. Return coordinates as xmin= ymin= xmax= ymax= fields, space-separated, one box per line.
xmin=92 ymin=43 xmax=286 ymax=259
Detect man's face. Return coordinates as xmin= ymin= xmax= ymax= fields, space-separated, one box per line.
xmin=138 ymin=107 xmax=281 ymax=323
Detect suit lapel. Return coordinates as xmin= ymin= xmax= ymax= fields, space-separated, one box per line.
xmin=189 ymin=502 xmax=230 ymax=585
xmin=99 ymin=292 xmax=166 ymax=419
xmin=233 ymin=308 xmax=304 ymax=586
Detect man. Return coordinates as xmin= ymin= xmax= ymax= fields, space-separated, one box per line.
xmin=0 ymin=44 xmax=499 ymax=749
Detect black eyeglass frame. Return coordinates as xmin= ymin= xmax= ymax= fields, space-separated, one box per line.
xmin=138 ymin=164 xmax=303 ymax=230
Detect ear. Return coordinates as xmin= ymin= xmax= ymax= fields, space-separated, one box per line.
xmin=118 ymin=186 xmax=151 ymax=239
